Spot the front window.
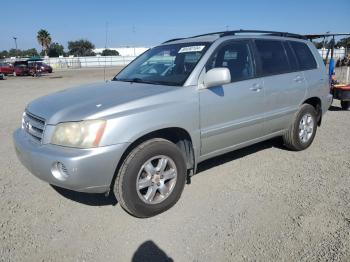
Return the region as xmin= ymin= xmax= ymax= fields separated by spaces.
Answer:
xmin=206 ymin=41 xmax=254 ymax=82
xmin=113 ymin=43 xmax=210 ymax=86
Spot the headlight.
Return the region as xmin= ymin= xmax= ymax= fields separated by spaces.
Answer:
xmin=51 ymin=120 xmax=106 ymax=148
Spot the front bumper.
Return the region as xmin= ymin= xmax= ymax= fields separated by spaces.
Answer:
xmin=13 ymin=128 xmax=129 ymax=193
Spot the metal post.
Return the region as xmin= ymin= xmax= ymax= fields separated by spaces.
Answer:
xmin=13 ymin=37 xmax=18 ymax=57
xmin=330 ymin=36 xmax=335 ymax=59
xmin=329 ymin=36 xmax=335 ymax=76
xmin=13 ymin=37 xmax=18 ymax=50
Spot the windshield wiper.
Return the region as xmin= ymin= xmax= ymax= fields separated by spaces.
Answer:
xmin=114 ymin=77 xmax=178 ymax=86
xmin=115 ymin=78 xmax=157 ymax=84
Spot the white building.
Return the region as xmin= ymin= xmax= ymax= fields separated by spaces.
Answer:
xmin=94 ymin=47 xmax=149 ymax=56
xmin=318 ymin=47 xmax=347 ymax=60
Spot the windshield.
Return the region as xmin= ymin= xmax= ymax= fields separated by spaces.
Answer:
xmin=113 ymin=42 xmax=210 ymax=86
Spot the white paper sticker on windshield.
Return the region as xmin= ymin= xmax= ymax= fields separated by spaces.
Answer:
xmin=178 ymin=46 xmax=205 ymax=53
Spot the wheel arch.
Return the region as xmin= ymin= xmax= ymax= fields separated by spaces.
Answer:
xmin=302 ymin=97 xmax=322 ymax=126
xmin=110 ymin=127 xmax=196 ymax=191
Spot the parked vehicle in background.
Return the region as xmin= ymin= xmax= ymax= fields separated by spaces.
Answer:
xmin=13 ymin=30 xmax=333 ymax=218
xmin=0 ymin=62 xmax=14 ymax=75
xmin=12 ymin=59 xmax=53 ymax=76
xmin=28 ymin=61 xmax=53 ymax=74
xmin=13 ymin=62 xmax=30 ymax=76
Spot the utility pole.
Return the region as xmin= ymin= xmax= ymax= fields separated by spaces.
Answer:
xmin=13 ymin=37 xmax=18 ymax=50
xmin=132 ymin=25 xmax=136 ymax=56
xmin=13 ymin=37 xmax=18 ymax=58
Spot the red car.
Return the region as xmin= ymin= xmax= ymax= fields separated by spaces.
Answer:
xmin=0 ymin=62 xmax=14 ymax=75
xmin=13 ymin=62 xmax=30 ymax=76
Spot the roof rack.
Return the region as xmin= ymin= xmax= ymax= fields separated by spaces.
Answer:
xmin=305 ymin=33 xmax=350 ymax=40
xmin=194 ymin=29 xmax=306 ymax=39
xmin=162 ymin=38 xmax=186 ymax=43
xmin=163 ymin=29 xmax=307 ymax=43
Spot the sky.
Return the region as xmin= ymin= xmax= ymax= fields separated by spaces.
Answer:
xmin=1 ymin=0 xmax=349 ymax=51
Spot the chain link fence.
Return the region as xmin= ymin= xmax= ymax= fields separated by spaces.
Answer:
xmin=42 ymin=56 xmax=137 ymax=69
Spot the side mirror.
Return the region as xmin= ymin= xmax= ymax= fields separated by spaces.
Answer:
xmin=203 ymin=67 xmax=231 ymax=88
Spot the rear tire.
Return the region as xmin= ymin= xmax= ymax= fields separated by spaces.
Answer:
xmin=341 ymin=101 xmax=350 ymax=110
xmin=283 ymin=104 xmax=317 ymax=151
xmin=113 ymin=138 xmax=187 ymax=218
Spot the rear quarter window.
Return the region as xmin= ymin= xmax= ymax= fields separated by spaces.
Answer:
xmin=289 ymin=41 xmax=317 ymax=70
xmin=254 ymin=40 xmax=290 ymax=76
xmin=283 ymin=42 xmax=298 ymax=72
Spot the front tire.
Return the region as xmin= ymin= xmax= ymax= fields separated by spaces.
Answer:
xmin=283 ymin=104 xmax=318 ymax=151
xmin=341 ymin=101 xmax=350 ymax=110
xmin=113 ymin=138 xmax=187 ymax=218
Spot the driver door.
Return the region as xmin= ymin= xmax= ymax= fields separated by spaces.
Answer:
xmin=199 ymin=40 xmax=266 ymax=157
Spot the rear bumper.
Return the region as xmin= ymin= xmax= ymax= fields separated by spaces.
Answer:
xmin=13 ymin=128 xmax=129 ymax=193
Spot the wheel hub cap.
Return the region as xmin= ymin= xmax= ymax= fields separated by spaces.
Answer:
xmin=136 ymin=155 xmax=177 ymax=204
xmin=298 ymin=113 xmax=314 ymax=143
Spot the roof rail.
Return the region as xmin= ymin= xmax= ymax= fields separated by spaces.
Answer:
xmin=162 ymin=38 xmax=186 ymax=44
xmin=163 ymin=29 xmax=307 ymax=43
xmin=193 ymin=29 xmax=307 ymax=39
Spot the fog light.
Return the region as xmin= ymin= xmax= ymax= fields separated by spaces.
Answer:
xmin=51 ymin=162 xmax=69 ymax=181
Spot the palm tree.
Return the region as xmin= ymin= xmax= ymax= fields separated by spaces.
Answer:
xmin=37 ymin=29 xmax=52 ymax=56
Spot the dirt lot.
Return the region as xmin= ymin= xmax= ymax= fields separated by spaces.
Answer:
xmin=0 ymin=68 xmax=349 ymax=261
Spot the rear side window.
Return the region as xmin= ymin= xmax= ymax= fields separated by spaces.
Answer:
xmin=290 ymin=41 xmax=317 ymax=70
xmin=283 ymin=42 xmax=298 ymax=72
xmin=255 ymin=40 xmax=290 ymax=76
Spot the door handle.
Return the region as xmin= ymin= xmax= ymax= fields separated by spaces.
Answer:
xmin=294 ymin=75 xmax=304 ymax=82
xmin=250 ymin=83 xmax=262 ymax=92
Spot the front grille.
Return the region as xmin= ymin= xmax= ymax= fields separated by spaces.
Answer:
xmin=22 ymin=111 xmax=46 ymax=142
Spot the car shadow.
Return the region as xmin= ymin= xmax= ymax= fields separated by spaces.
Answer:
xmin=51 ymin=137 xmax=284 ymax=206
xmin=51 ymin=185 xmax=118 ymax=206
xmin=132 ymin=240 xmax=173 ymax=262
xmin=197 ymin=137 xmax=284 ymax=174
xmin=328 ymin=105 xmax=343 ymax=111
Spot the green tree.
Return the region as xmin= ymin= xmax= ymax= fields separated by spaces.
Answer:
xmin=336 ymin=37 xmax=350 ymax=48
xmin=37 ymin=29 xmax=52 ymax=56
xmin=0 ymin=48 xmax=38 ymax=58
xmin=46 ymin=42 xmax=65 ymax=57
xmin=22 ymin=48 xmax=39 ymax=57
xmin=101 ymin=49 xmax=119 ymax=56
xmin=68 ymin=39 xmax=95 ymax=56
xmin=0 ymin=50 xmax=9 ymax=58
xmin=8 ymin=49 xmax=20 ymax=57
xmin=313 ymin=41 xmax=324 ymax=49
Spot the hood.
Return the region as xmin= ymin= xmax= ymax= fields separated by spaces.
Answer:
xmin=27 ymin=81 xmax=177 ymax=124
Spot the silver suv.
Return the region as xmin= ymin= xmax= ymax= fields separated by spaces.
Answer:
xmin=13 ymin=30 xmax=332 ymax=217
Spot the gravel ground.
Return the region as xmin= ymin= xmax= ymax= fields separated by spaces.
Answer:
xmin=0 ymin=68 xmax=349 ymax=262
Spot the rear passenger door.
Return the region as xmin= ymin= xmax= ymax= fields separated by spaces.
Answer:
xmin=199 ymin=40 xmax=266 ymax=157
xmin=253 ymin=39 xmax=307 ymax=134
xmin=289 ymin=41 xmax=328 ymax=103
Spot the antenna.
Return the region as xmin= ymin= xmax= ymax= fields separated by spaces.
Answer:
xmin=103 ymin=21 xmax=109 ymax=82
xmin=132 ymin=25 xmax=136 ymax=56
